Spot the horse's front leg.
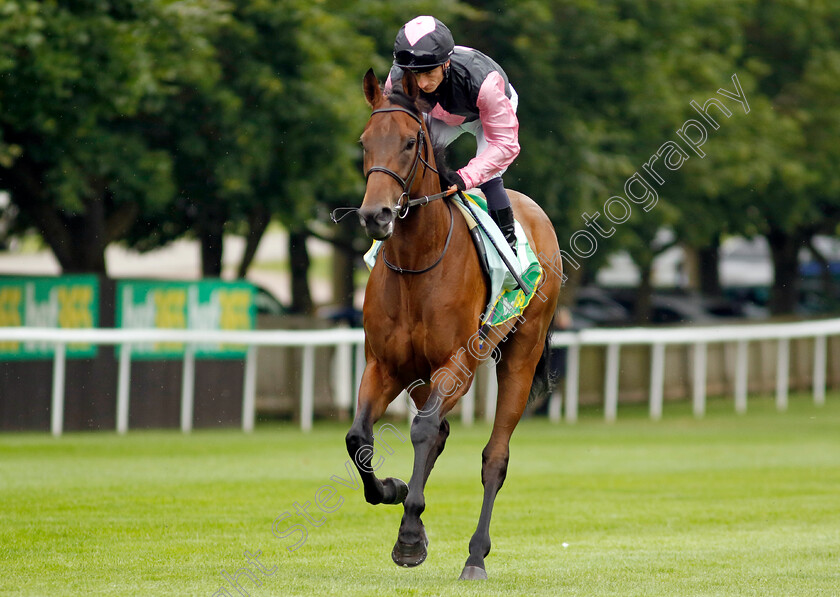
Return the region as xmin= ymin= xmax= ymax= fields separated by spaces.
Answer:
xmin=390 ymin=396 xmax=441 ymax=567
xmin=391 ymin=375 xmax=463 ymax=567
xmin=345 ymin=361 xmax=408 ymax=506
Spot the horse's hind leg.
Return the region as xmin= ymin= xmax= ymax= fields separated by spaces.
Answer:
xmin=345 ymin=361 xmax=408 ymax=505
xmin=458 ymin=420 xmax=515 ymax=580
xmin=460 ymin=328 xmax=549 ymax=580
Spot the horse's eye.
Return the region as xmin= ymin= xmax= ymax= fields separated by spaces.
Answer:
xmin=405 ymin=138 xmax=416 ymax=151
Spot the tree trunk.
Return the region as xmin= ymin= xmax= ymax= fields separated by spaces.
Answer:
xmin=634 ymin=260 xmax=654 ymax=324
xmin=557 ymin=261 xmax=585 ymax=309
xmin=6 ymin=152 xmax=143 ymax=273
xmin=5 ymin=160 xmax=105 ymax=273
xmin=679 ymin=244 xmax=699 ymax=291
xmin=698 ymin=236 xmax=722 ymax=297
xmin=766 ymin=227 xmax=802 ymax=315
xmin=200 ymin=226 xmax=224 ymax=277
xmin=331 ymin=225 xmax=356 ymax=308
xmin=29 ymin=194 xmax=109 ymax=274
xmin=288 ymin=229 xmax=313 ymax=314
xmin=198 ymin=203 xmax=226 ymax=277
xmin=237 ymin=205 xmax=270 ymax=278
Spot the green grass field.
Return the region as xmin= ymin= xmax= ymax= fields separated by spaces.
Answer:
xmin=2 ymin=395 xmax=839 ymax=596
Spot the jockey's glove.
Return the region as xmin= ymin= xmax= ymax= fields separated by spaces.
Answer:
xmin=442 ymin=170 xmax=466 ymax=191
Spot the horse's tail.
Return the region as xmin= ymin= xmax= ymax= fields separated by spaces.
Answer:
xmin=528 ymin=329 xmax=556 ymax=404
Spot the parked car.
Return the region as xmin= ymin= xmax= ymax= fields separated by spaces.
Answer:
xmin=253 ymin=285 xmax=290 ymax=316
xmin=605 ymin=285 xmax=771 ymax=325
xmin=317 ymin=305 xmax=363 ymax=328
xmin=647 ymin=295 xmax=720 ymax=325
xmin=572 ymin=287 xmax=631 ymax=327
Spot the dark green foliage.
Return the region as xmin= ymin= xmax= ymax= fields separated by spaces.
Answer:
xmin=2 ymin=1 xmax=839 ymax=314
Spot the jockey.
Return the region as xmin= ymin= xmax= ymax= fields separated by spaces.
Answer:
xmin=385 ymin=15 xmax=521 ymax=254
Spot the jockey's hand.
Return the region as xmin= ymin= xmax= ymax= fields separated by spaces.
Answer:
xmin=442 ymin=170 xmax=466 ymax=192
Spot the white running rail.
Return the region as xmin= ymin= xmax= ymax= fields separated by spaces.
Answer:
xmin=1 ymin=318 xmax=838 ymax=435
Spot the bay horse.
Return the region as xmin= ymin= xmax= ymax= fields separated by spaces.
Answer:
xmin=345 ymin=68 xmax=562 ymax=580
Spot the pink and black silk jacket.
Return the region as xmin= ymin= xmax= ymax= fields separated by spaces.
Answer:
xmin=386 ymin=46 xmax=520 ymax=189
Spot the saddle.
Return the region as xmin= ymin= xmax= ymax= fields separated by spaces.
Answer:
xmin=453 ymin=192 xmax=543 ymax=327
xmin=363 ymin=192 xmax=543 ymax=328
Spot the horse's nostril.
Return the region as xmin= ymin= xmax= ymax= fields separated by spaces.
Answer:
xmin=375 ymin=207 xmax=394 ymax=225
xmin=358 ymin=205 xmax=395 ymax=239
xmin=360 ymin=206 xmax=393 ymax=225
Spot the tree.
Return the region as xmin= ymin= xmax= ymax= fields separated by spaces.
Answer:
xmin=452 ymin=1 xmax=703 ymax=315
xmin=721 ymin=0 xmax=840 ymax=314
xmin=129 ymin=0 xmax=377 ymax=313
xmin=0 ymin=0 xmax=226 ymax=273
xmin=457 ymin=0 xmax=840 ymax=319
xmin=7 ymin=0 xmax=840 ymax=322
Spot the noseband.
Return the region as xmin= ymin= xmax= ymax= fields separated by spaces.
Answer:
xmin=364 ymin=107 xmax=437 ymax=218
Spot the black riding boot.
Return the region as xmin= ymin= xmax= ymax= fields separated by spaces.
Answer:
xmin=489 ymin=206 xmax=517 ymax=256
xmin=480 ymin=177 xmax=517 ymax=255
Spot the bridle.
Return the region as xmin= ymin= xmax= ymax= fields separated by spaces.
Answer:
xmin=363 ymin=105 xmax=455 ymax=275
xmin=363 ymin=106 xmax=444 ymax=218
xmin=330 ymin=105 xmax=456 ymax=224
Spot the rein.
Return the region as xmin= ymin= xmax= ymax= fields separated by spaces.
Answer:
xmin=329 ymin=188 xmax=454 ymax=223
xmin=382 ymin=199 xmax=454 ymax=274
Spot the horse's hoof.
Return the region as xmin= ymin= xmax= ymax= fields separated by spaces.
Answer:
xmin=391 ymin=530 xmax=428 ymax=568
xmin=382 ymin=477 xmax=408 ymax=504
xmin=459 ymin=565 xmax=488 ymax=580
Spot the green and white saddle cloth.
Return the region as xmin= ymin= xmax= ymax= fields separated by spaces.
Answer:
xmin=364 ymin=192 xmax=543 ymax=327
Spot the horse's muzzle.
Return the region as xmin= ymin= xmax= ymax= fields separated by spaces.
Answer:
xmin=359 ymin=205 xmax=395 ymax=240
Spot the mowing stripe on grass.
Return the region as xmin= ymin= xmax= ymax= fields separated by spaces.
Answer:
xmin=1 ymin=395 xmax=838 ymax=596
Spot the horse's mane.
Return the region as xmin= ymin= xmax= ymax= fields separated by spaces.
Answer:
xmin=384 ymin=89 xmax=453 ymax=188
xmin=385 ymin=89 xmax=424 ymax=117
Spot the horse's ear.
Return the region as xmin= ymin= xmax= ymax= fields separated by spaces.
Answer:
xmin=401 ymin=69 xmax=419 ymax=99
xmin=363 ymin=68 xmax=382 ymax=108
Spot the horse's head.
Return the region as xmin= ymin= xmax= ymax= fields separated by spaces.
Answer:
xmin=358 ymin=68 xmax=428 ymax=240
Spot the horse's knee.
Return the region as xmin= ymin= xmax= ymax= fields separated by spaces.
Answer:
xmin=345 ymin=427 xmax=366 ymax=456
xmin=433 ymin=418 xmax=451 ymax=457
xmin=468 ymin=532 xmax=491 ymax=560
xmin=346 ymin=426 xmax=377 ymax=471
xmin=403 ymin=494 xmax=426 ymax=519
xmin=346 ymin=426 xmax=387 ymax=505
